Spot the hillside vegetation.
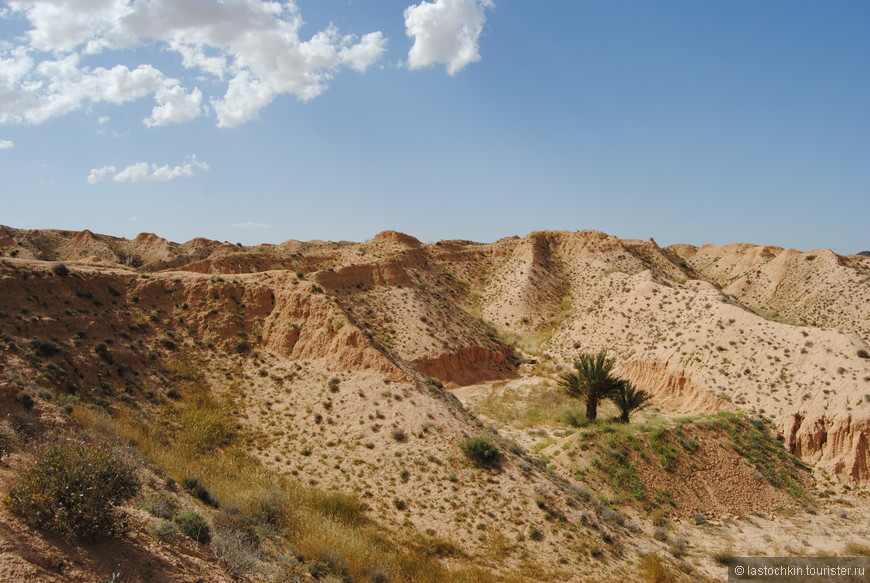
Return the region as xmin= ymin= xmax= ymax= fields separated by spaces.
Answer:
xmin=1 ymin=226 xmax=868 ymax=582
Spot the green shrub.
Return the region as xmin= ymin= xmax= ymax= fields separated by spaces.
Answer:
xmin=173 ymin=511 xmax=211 ymax=543
xmin=213 ymin=513 xmax=259 ymax=549
xmin=15 ymin=391 xmax=35 ymax=410
xmin=212 ymin=528 xmax=259 ymax=578
xmin=458 ymin=436 xmax=501 ymax=468
xmin=149 ymin=518 xmax=180 ymax=543
xmin=51 ymin=263 xmax=70 ymax=277
xmin=0 ymin=422 xmax=16 ymax=460
xmin=182 ymin=476 xmax=219 ymax=508
xmin=141 ymin=492 xmax=180 ymax=520
xmin=4 ymin=439 xmax=140 ymax=539
xmin=29 ymin=337 xmax=61 ymax=357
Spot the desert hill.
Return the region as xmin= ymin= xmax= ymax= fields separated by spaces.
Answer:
xmin=1 ymin=226 xmax=869 ymax=582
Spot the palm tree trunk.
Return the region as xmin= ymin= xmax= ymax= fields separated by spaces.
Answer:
xmin=585 ymin=399 xmax=598 ymax=421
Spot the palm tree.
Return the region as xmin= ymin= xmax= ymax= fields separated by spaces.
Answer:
xmin=557 ymin=351 xmax=619 ymax=421
xmin=611 ymin=380 xmax=653 ymax=423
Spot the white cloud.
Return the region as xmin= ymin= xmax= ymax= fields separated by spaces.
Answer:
xmin=144 ymin=84 xmax=204 ymax=127
xmin=87 ymin=165 xmax=116 ymax=184
xmin=404 ymin=0 xmax=493 ymax=75
xmin=231 ymin=222 xmax=272 ymax=229
xmin=87 ymin=155 xmax=209 ymax=184
xmin=0 ymin=139 xmax=13 ymax=149
xmin=1 ymin=0 xmax=388 ymax=127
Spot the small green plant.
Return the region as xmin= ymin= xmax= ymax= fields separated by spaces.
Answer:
xmin=149 ymin=519 xmax=180 ymax=543
xmin=173 ymin=511 xmax=211 ymax=543
xmin=15 ymin=391 xmax=35 ymax=410
xmin=458 ymin=436 xmax=501 ymax=468
xmin=4 ymin=439 xmax=140 ymax=539
xmin=29 ymin=337 xmax=62 ymax=357
xmin=51 ymin=263 xmax=69 ymax=277
xmin=141 ymin=492 xmax=180 ymax=519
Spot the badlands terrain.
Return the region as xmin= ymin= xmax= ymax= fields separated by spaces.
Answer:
xmin=0 ymin=225 xmax=868 ymax=583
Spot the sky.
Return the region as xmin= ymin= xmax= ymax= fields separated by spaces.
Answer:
xmin=0 ymin=1 xmax=868 ymax=254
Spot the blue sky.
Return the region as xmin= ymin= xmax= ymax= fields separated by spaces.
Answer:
xmin=1 ymin=1 xmax=868 ymax=253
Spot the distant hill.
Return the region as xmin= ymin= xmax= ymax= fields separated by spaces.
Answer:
xmin=858 ymin=250 xmax=870 ymax=257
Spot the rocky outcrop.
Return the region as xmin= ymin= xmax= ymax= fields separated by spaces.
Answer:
xmin=413 ymin=344 xmax=515 ymax=386
xmin=617 ymin=360 xmax=730 ymax=414
xmin=787 ymin=410 xmax=870 ymax=483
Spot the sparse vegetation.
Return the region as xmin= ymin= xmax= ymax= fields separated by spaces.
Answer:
xmin=174 ymin=510 xmax=211 ymax=543
xmin=4 ymin=438 xmax=140 ymax=539
xmin=0 ymin=422 xmax=16 ymax=460
xmin=51 ymin=262 xmax=70 ymax=276
xmin=458 ymin=436 xmax=501 ymax=468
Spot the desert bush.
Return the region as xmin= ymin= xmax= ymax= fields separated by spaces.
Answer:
xmin=29 ymin=337 xmax=61 ymax=357
xmin=458 ymin=436 xmax=501 ymax=468
xmin=600 ymin=507 xmax=625 ymax=526
xmin=653 ymin=527 xmax=669 ymax=542
xmin=182 ymin=476 xmax=219 ymax=508
xmin=149 ymin=518 xmax=180 ymax=543
xmin=173 ymin=511 xmax=211 ymax=543
xmin=366 ymin=569 xmax=390 ymax=583
xmin=213 ymin=513 xmax=259 ymax=549
xmin=212 ymin=514 xmax=260 ymax=578
xmin=669 ymin=536 xmax=689 ymax=558
xmin=15 ymin=391 xmax=35 ymax=410
xmin=140 ymin=491 xmax=180 ymax=519
xmin=0 ymin=422 xmax=16 ymax=460
xmin=51 ymin=263 xmax=69 ymax=277
xmin=4 ymin=439 xmax=140 ymax=539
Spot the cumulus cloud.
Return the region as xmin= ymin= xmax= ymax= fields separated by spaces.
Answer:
xmin=87 ymin=155 xmax=209 ymax=184
xmin=1 ymin=0 xmax=387 ymax=127
xmin=404 ymin=0 xmax=493 ymax=75
xmin=0 ymin=139 xmax=13 ymax=149
xmin=144 ymin=85 xmax=204 ymax=127
xmin=231 ymin=222 xmax=272 ymax=229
